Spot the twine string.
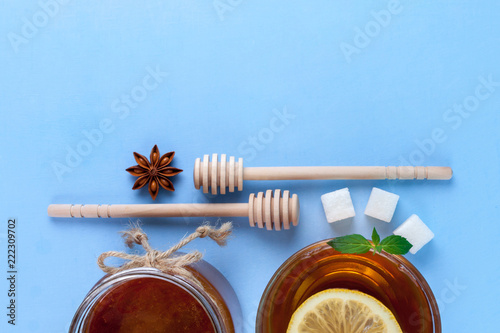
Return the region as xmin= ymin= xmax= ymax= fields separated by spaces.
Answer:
xmin=97 ymin=222 xmax=232 ymax=285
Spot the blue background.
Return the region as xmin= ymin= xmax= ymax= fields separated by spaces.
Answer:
xmin=1 ymin=0 xmax=499 ymax=332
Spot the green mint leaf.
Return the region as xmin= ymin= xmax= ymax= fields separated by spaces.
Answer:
xmin=379 ymin=235 xmax=413 ymax=255
xmin=327 ymin=234 xmax=373 ymax=254
xmin=374 ymin=244 xmax=383 ymax=254
xmin=372 ymin=227 xmax=380 ymax=246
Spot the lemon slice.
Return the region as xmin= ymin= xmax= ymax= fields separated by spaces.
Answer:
xmin=287 ymin=289 xmax=402 ymax=333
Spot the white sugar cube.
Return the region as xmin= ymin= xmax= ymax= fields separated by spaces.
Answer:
xmin=321 ymin=188 xmax=355 ymax=223
xmin=393 ymin=214 xmax=434 ymax=254
xmin=364 ymin=187 xmax=400 ymax=222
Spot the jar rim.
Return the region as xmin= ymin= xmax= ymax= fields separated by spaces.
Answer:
xmin=69 ymin=267 xmax=224 ymax=333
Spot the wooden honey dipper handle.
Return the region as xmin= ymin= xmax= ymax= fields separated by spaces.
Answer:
xmin=48 ymin=190 xmax=299 ymax=231
xmin=47 ymin=203 xmax=248 ymax=218
xmin=244 ymin=166 xmax=453 ymax=180
xmin=194 ymin=154 xmax=453 ymax=194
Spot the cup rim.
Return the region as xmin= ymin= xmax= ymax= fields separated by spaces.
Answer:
xmin=256 ymin=239 xmax=442 ymax=333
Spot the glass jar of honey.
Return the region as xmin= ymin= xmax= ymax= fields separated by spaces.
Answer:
xmin=70 ymin=260 xmax=242 ymax=333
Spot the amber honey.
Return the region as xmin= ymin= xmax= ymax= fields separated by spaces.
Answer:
xmin=70 ymin=264 xmax=242 ymax=333
xmin=256 ymin=240 xmax=441 ymax=333
xmin=86 ymin=277 xmax=215 ymax=333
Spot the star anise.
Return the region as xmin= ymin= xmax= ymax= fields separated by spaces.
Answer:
xmin=126 ymin=145 xmax=183 ymax=200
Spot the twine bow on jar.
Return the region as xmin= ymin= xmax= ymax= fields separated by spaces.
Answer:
xmin=97 ymin=222 xmax=232 ymax=286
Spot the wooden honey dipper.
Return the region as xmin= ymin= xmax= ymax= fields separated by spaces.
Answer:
xmin=48 ymin=190 xmax=299 ymax=231
xmin=194 ymin=154 xmax=453 ymax=194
